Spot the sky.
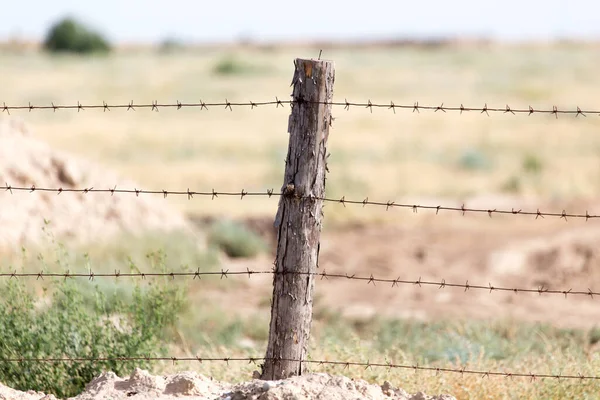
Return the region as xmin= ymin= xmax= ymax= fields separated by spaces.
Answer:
xmin=0 ymin=0 xmax=599 ymax=44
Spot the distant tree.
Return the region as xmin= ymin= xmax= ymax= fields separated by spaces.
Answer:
xmin=43 ymin=17 xmax=111 ymax=54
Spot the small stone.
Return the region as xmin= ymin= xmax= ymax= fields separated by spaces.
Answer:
xmin=410 ymin=392 xmax=430 ymax=400
xmin=381 ymin=380 xmax=393 ymax=395
xmin=164 ymin=374 xmax=198 ymax=395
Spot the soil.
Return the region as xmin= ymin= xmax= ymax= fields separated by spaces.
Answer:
xmin=216 ymin=194 xmax=600 ymax=329
xmin=0 ymin=369 xmax=456 ymax=400
xmin=0 ymin=117 xmax=202 ymax=252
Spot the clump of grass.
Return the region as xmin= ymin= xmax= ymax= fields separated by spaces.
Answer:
xmin=306 ymin=315 xmax=600 ymax=399
xmin=372 ymin=318 xmax=589 ymax=364
xmin=522 ymin=153 xmax=543 ymax=174
xmin=208 ymin=219 xmax=267 ymax=258
xmin=9 ymin=226 xmax=218 ymax=278
xmin=0 ymin=224 xmax=223 ymax=398
xmin=501 ymin=175 xmax=522 ymax=193
xmin=0 ymin=270 xmax=186 ymax=399
xmin=176 ymin=303 xmax=269 ymax=351
xmin=179 ymin=310 xmax=600 ymax=398
xmin=212 ymin=55 xmax=260 ymax=76
xmin=498 ymin=154 xmax=543 ymax=194
xmin=457 ymin=148 xmax=493 ymax=171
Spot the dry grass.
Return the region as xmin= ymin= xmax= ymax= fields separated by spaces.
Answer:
xmin=3 ymin=215 xmax=599 ymax=399
xmin=1 ymin=44 xmax=600 ymax=224
xmin=2 ymin=43 xmax=600 ymax=398
xmin=157 ymin=313 xmax=600 ymax=400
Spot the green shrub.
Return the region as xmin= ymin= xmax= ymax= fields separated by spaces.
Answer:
xmin=43 ymin=17 xmax=111 ymax=54
xmin=208 ymin=219 xmax=267 ymax=258
xmin=457 ymin=148 xmax=493 ymax=171
xmin=212 ymin=56 xmax=258 ymax=76
xmin=522 ymin=153 xmax=543 ymax=174
xmin=501 ymin=175 xmax=522 ymax=193
xmin=0 ymin=276 xmax=185 ymax=398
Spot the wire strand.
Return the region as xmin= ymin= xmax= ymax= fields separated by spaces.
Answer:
xmin=0 ymin=99 xmax=595 ymax=118
xmin=1 ymin=268 xmax=595 ymax=299
xmin=1 ymin=185 xmax=596 ymax=221
xmin=0 ymin=355 xmax=596 ymax=381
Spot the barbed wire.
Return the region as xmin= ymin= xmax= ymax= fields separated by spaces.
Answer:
xmin=2 ymin=268 xmax=597 ymax=299
xmin=0 ymin=99 xmax=596 ymax=118
xmin=1 ymin=185 xmax=597 ymax=221
xmin=0 ymin=355 xmax=597 ymax=381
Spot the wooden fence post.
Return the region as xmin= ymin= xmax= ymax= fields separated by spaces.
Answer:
xmin=260 ymin=58 xmax=335 ymax=380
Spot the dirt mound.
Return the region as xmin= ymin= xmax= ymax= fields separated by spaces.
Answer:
xmin=486 ymin=225 xmax=600 ymax=286
xmin=0 ymin=117 xmax=200 ymax=251
xmin=0 ymin=369 xmax=456 ymax=400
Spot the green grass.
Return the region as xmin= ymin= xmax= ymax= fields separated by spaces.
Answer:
xmin=3 ymin=231 xmax=217 ymax=278
xmin=522 ymin=153 xmax=544 ymax=174
xmin=1 ymin=224 xmax=600 ymax=398
xmin=212 ymin=55 xmax=268 ymax=76
xmin=163 ymin=285 xmax=600 ymax=399
xmin=207 ymin=219 xmax=268 ymax=258
xmin=457 ymin=147 xmax=494 ymax=171
xmin=0 ymin=233 xmax=195 ymax=398
xmin=165 ymin=306 xmax=600 ymax=399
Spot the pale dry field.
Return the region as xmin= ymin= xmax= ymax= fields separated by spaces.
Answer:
xmin=2 ymin=43 xmax=600 ymax=224
xmin=3 ymin=43 xmax=600 ymax=399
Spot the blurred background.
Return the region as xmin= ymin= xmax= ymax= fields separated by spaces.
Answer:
xmin=2 ymin=1 xmax=600 ymax=398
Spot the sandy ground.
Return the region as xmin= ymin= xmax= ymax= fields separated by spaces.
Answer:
xmin=4 ymin=195 xmax=595 ymax=399
xmin=0 ymin=117 xmax=202 ymax=252
xmin=0 ymin=369 xmax=455 ymax=400
xmin=210 ymin=193 xmax=600 ymax=329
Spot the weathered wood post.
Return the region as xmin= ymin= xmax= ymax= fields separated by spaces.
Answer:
xmin=261 ymin=58 xmax=335 ymax=380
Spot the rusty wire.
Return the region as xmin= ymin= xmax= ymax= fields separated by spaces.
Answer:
xmin=0 ymin=355 xmax=597 ymax=381
xmin=0 ymin=99 xmax=595 ymax=118
xmin=1 ymin=268 xmax=597 ymax=300
xmin=0 ymin=185 xmax=596 ymax=221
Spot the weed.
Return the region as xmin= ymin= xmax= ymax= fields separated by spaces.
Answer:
xmin=208 ymin=219 xmax=267 ymax=258
xmin=457 ymin=148 xmax=493 ymax=171
xmin=501 ymin=175 xmax=522 ymax=193
xmin=212 ymin=56 xmax=258 ymax=76
xmin=523 ymin=153 xmax=543 ymax=174
xmin=0 ymin=275 xmax=186 ymax=398
xmin=0 ymin=226 xmax=215 ymax=398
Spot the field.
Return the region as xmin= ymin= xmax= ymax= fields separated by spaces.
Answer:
xmin=2 ymin=42 xmax=600 ymax=399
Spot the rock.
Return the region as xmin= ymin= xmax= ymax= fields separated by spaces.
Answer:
xmin=164 ymin=372 xmax=199 ymax=395
xmin=261 ymin=381 xmax=275 ymax=391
